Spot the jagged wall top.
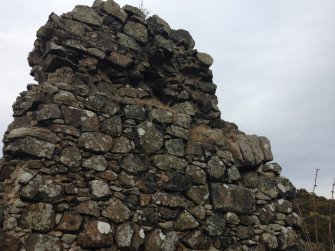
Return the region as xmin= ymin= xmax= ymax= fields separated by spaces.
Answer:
xmin=0 ymin=1 xmax=305 ymax=250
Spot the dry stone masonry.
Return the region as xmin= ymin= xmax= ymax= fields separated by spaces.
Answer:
xmin=0 ymin=1 xmax=305 ymax=250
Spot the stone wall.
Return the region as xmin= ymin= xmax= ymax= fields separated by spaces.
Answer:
xmin=0 ymin=1 xmax=305 ymax=250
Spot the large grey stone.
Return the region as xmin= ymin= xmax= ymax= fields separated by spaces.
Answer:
xmin=207 ymin=156 xmax=226 ymax=180
xmin=7 ymin=127 xmax=59 ymax=143
xmin=82 ymin=155 xmax=107 ymax=171
xmin=151 ymin=154 xmax=188 ymax=171
xmin=84 ymin=93 xmax=120 ymax=115
xmin=78 ymin=132 xmax=113 ymax=153
xmin=203 ymin=213 xmax=226 ymax=236
xmin=102 ymin=199 xmax=131 ymax=223
xmin=21 ymin=203 xmax=55 ymax=232
xmin=119 ymin=154 xmax=150 ymax=175
xmin=117 ymin=32 xmax=141 ymax=51
xmin=73 ymin=200 xmax=100 ymax=217
xmin=5 ymin=137 xmax=55 ymax=159
xmin=174 ymin=210 xmax=199 ymax=230
xmin=111 ymin=136 xmax=133 ymax=153
xmin=72 ymin=5 xmax=103 ymax=26
xmin=152 ymin=192 xmax=189 ymax=208
xmin=148 ymin=15 xmax=171 ymax=36
xmin=115 ymin=222 xmax=134 ymax=248
xmin=169 ymin=29 xmax=195 ymax=50
xmin=258 ymin=175 xmax=278 ymax=198
xmin=165 ymin=139 xmax=185 ymax=157
xmin=35 ymin=104 xmax=61 ymax=121
xmin=20 ymin=175 xmax=64 ymax=202
xmin=137 ymin=121 xmax=163 ymax=154
xmin=62 ymin=106 xmax=100 ymax=132
xmin=60 ymin=146 xmax=82 ymax=169
xmin=124 ymin=21 xmax=148 ymax=43
xmin=77 ymin=221 xmax=113 ymax=248
xmin=211 ymin=183 xmax=255 ymax=214
xmin=26 ymin=234 xmax=61 ymax=251
xmin=101 ymin=115 xmax=122 ymax=137
xmin=163 ymin=171 xmax=192 ymax=192
xmin=94 ymin=0 xmax=128 ymax=23
xmin=197 ymin=52 xmax=214 ymax=67
xmin=107 ymin=52 xmax=134 ymax=68
xmin=89 ymin=180 xmax=111 ymax=198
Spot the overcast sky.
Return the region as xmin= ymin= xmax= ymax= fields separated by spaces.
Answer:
xmin=0 ymin=0 xmax=334 ymax=198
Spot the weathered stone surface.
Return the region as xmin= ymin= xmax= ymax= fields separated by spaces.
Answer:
xmin=36 ymin=104 xmax=61 ymax=121
xmin=95 ymin=0 xmax=128 ymax=23
xmin=119 ymin=154 xmax=150 ymax=174
xmin=89 ymin=179 xmax=111 ymax=198
xmin=231 ymin=134 xmax=273 ymax=168
xmin=186 ymin=165 xmax=206 ymax=185
xmin=72 ymin=5 xmax=103 ymax=26
xmin=5 ymin=136 xmax=55 ymax=159
xmin=163 ymin=171 xmax=192 ymax=192
xmin=258 ymin=175 xmax=278 ymax=198
xmin=137 ymin=121 xmax=164 ymax=154
xmin=77 ymin=221 xmax=113 ymax=248
xmin=101 ymin=115 xmax=122 ymax=137
xmin=62 ymin=106 xmax=100 ymax=132
xmin=261 ymin=232 xmax=278 ymax=250
xmin=117 ymin=32 xmax=141 ymax=51
xmin=149 ymin=108 xmax=173 ymax=123
xmin=182 ymin=231 xmax=212 ymax=250
xmin=148 ymin=15 xmax=171 ymax=36
xmin=151 ymin=154 xmax=187 ymax=171
xmin=227 ymin=166 xmax=241 ymax=181
xmin=84 ymin=93 xmax=120 ymax=115
xmin=165 ymin=139 xmax=185 ymax=156
xmin=107 ymin=51 xmax=133 ymax=68
xmin=26 ymin=234 xmax=61 ymax=251
xmin=169 ymin=29 xmax=195 ymax=50
xmin=124 ymin=21 xmax=148 ymax=43
xmin=224 ymin=212 xmax=240 ymax=225
xmin=124 ymin=104 xmax=146 ymax=120
xmin=0 ymin=230 xmax=22 ymax=251
xmin=235 ymin=225 xmax=254 ymax=239
xmin=174 ymin=210 xmax=199 ymax=230
xmin=102 ymin=198 xmax=131 ymax=223
xmin=259 ymin=136 xmax=273 ymax=162
xmin=197 ymin=52 xmax=214 ymax=67
xmin=78 ymin=132 xmax=113 ymax=152
xmin=115 ymin=222 xmax=134 ymax=248
xmin=83 ymin=155 xmax=107 ymax=171
xmin=203 ymin=213 xmax=226 ymax=236
xmin=276 ymin=199 xmax=293 ymax=214
xmin=112 ymin=136 xmax=133 ymax=153
xmin=277 ymin=176 xmax=296 ymax=199
xmin=123 ymin=5 xmax=145 ymax=19
xmin=166 ymin=125 xmax=189 ymax=139
xmin=285 ymin=212 xmax=301 ymax=227
xmin=173 ymin=113 xmax=191 ymax=129
xmin=211 ymin=183 xmax=255 ymax=214
xmin=207 ymin=155 xmax=226 ymax=180
xmin=278 ymin=227 xmax=300 ymax=250
xmin=20 ymin=175 xmax=64 ymax=202
xmin=56 ymin=212 xmax=82 ymax=232
xmin=60 ymin=146 xmax=82 ymax=169
xmin=73 ymin=200 xmax=100 ymax=217
xmin=152 ymin=192 xmax=189 ymax=208
xmin=186 ymin=185 xmax=209 ymax=205
xmin=21 ymin=203 xmax=55 ymax=232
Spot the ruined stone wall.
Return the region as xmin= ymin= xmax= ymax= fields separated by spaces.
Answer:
xmin=0 ymin=1 xmax=305 ymax=250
